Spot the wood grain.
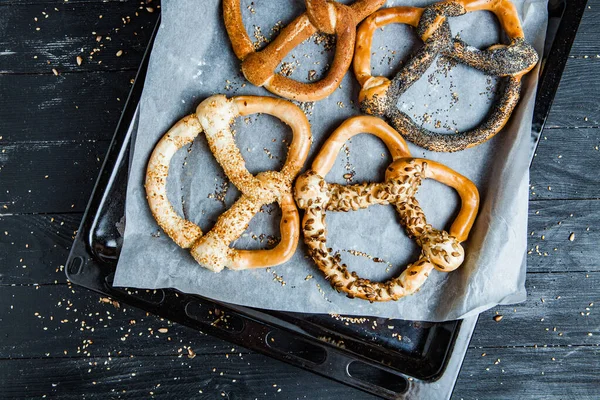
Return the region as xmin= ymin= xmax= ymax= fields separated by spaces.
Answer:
xmin=0 ymin=353 xmax=379 ymax=400
xmin=0 ymin=126 xmax=597 ymax=214
xmin=0 ymin=274 xmax=596 ymax=358
xmin=0 ymin=1 xmax=158 ymax=74
xmin=530 ymin=128 xmax=600 ymax=200
xmin=0 ymin=140 xmax=109 ymax=214
xmin=0 ymin=71 xmax=135 ymax=143
xmin=528 ymin=200 xmax=600 ymax=272
xmin=0 ymin=284 xmax=237 ymax=359
xmin=567 ymin=5 xmax=600 ymax=57
xmin=2 ymin=0 xmax=132 ymax=4
xmin=0 ymin=213 xmax=80 ymax=285
xmin=453 ymin=346 xmax=600 ymax=399
xmin=544 ymin=58 xmax=600 ymax=129
xmin=0 ymin=200 xmax=598 ymax=288
xmin=471 ymin=272 xmax=599 ymax=348
xmin=0 ymin=345 xmax=597 ymax=399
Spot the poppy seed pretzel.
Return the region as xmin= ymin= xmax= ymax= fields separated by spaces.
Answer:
xmin=294 ymin=116 xmax=479 ymax=302
xmin=146 ymin=95 xmax=311 ymax=272
xmin=353 ymin=0 xmax=539 ymax=152
xmin=223 ymin=0 xmax=385 ymax=102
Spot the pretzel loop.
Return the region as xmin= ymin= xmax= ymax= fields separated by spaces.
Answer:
xmin=146 ymin=95 xmax=311 ymax=272
xmin=353 ymin=0 xmax=539 ymax=152
xmin=224 ymin=0 xmax=385 ymax=102
xmin=294 ymin=116 xmax=479 ymax=302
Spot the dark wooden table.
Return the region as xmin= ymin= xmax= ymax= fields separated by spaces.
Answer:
xmin=1 ymin=1 xmax=598 ymax=398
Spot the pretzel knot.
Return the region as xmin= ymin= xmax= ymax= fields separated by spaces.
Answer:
xmin=294 ymin=116 xmax=479 ymax=302
xmin=353 ymin=0 xmax=539 ymax=152
xmin=146 ymin=95 xmax=312 ymax=273
xmin=223 ymin=0 xmax=385 ymax=102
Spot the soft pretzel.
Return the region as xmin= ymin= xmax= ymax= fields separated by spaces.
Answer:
xmin=146 ymin=95 xmax=312 ymax=272
xmin=353 ymin=0 xmax=539 ymax=152
xmin=223 ymin=0 xmax=385 ymax=102
xmin=294 ymin=116 xmax=479 ymax=302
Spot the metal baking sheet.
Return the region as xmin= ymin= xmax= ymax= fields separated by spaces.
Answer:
xmin=65 ymin=0 xmax=587 ymax=397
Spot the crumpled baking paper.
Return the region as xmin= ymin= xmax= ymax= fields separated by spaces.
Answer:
xmin=114 ymin=0 xmax=548 ymax=321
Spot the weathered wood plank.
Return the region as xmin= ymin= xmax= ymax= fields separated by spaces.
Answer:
xmin=1 ymin=273 xmax=596 ymax=358
xmin=0 ymin=140 xmax=109 ymax=214
xmin=0 ymin=127 xmax=597 ymax=215
xmin=530 ymin=128 xmax=600 ymax=200
xmin=567 ymin=5 xmax=600 ymax=57
xmin=545 ymin=58 xmax=600 ymax=129
xmin=0 ymin=71 xmax=134 ymax=143
xmin=454 ymin=346 xmax=600 ymax=399
xmin=0 ymin=354 xmax=377 ymax=400
xmin=0 ymin=2 xmax=158 ymax=74
xmin=472 ymin=272 xmax=599 ymax=348
xmin=0 ymin=213 xmax=80 ymax=285
xmin=2 ymin=1 xmax=131 ymax=4
xmin=0 ymin=345 xmax=597 ymax=400
xmin=0 ymin=200 xmax=598 ymax=287
xmin=0 ymin=284 xmax=236 ymax=359
xmin=527 ymin=200 xmax=600 ymax=271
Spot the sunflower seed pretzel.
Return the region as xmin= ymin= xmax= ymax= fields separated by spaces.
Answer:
xmin=223 ymin=0 xmax=385 ymax=102
xmin=353 ymin=0 xmax=539 ymax=152
xmin=294 ymin=116 xmax=479 ymax=302
xmin=146 ymin=95 xmax=311 ymax=272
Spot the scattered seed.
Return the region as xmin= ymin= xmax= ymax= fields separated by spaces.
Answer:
xmin=493 ymin=315 xmax=503 ymax=322
xmin=187 ymin=348 xmax=196 ymax=359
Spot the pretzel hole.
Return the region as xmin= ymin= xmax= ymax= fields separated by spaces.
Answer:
xmin=278 ymin=32 xmax=337 ymax=83
xmin=231 ymin=203 xmax=282 ymax=251
xmin=326 ymin=205 xmax=420 ymax=281
xmin=238 ymin=0 xmax=302 ymax=52
xmin=328 ymin=134 xmax=392 ymax=184
xmin=232 ymin=113 xmax=292 ymax=173
xmin=369 ymin=23 xmax=421 ymax=78
xmin=395 ymin=55 xmax=501 ymax=134
xmin=447 ymin=11 xmax=504 ymax=50
xmin=167 ymin=135 xmax=239 ymax=233
xmin=413 ymin=178 xmax=461 ymax=233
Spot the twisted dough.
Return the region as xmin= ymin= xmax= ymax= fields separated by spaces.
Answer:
xmin=223 ymin=0 xmax=385 ymax=102
xmin=146 ymin=95 xmax=311 ymax=272
xmin=294 ymin=116 xmax=479 ymax=302
xmin=353 ymin=0 xmax=539 ymax=152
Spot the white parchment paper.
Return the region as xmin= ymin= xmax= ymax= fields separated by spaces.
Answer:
xmin=114 ymin=0 xmax=548 ymax=321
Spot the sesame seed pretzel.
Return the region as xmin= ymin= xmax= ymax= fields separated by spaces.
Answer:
xmin=146 ymin=95 xmax=311 ymax=272
xmin=223 ymin=0 xmax=385 ymax=102
xmin=353 ymin=0 xmax=539 ymax=152
xmin=294 ymin=116 xmax=479 ymax=302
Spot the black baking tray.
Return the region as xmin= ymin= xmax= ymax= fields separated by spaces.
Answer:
xmin=66 ymin=1 xmax=587 ymax=398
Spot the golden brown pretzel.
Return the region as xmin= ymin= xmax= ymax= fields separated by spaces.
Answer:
xmin=353 ymin=0 xmax=539 ymax=152
xmin=294 ymin=116 xmax=479 ymax=301
xmin=146 ymin=95 xmax=312 ymax=272
xmin=223 ymin=0 xmax=385 ymax=102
